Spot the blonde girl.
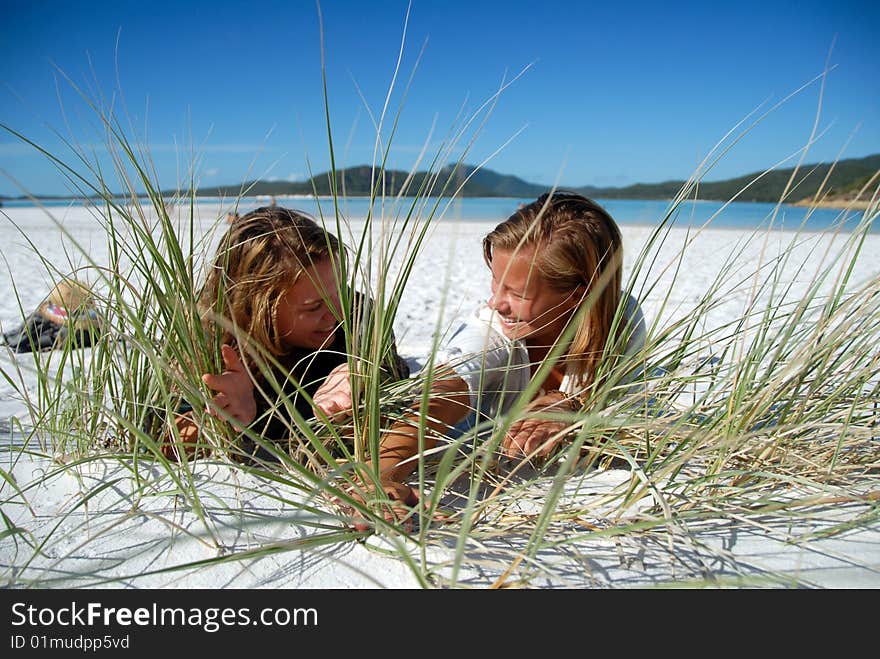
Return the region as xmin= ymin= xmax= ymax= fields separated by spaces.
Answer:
xmin=364 ymin=191 xmax=645 ymax=502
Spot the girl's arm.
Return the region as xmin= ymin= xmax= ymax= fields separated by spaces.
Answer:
xmin=376 ymin=371 xmax=471 ymax=484
xmin=343 ymin=372 xmax=470 ymax=530
xmin=164 ymin=409 xmax=202 ymax=460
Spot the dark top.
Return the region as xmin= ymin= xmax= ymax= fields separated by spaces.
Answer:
xmin=228 ymin=292 xmax=409 ymax=463
xmin=2 ymin=304 xmax=102 ymax=353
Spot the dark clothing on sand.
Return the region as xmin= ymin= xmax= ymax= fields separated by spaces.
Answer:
xmin=2 ymin=302 xmax=102 ymax=353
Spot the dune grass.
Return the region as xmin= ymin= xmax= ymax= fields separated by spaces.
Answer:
xmin=1 ymin=17 xmax=879 ymax=588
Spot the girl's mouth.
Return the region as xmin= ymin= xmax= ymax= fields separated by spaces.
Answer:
xmin=498 ymin=314 xmax=526 ymax=330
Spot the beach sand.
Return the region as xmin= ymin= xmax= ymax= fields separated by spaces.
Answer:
xmin=1 ymin=202 xmax=879 ymax=588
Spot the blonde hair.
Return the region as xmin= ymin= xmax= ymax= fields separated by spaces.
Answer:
xmin=200 ymin=206 xmax=339 ymax=369
xmin=482 ymin=192 xmax=623 ymax=389
xmin=48 ymin=278 xmax=94 ymax=310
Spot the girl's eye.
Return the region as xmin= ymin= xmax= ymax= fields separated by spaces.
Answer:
xmin=492 ymin=279 xmax=527 ymax=300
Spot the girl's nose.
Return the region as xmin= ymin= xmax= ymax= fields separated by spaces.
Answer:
xmin=488 ymin=292 xmax=508 ymax=313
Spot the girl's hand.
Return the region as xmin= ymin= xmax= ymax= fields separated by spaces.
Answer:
xmin=330 ymin=479 xmax=420 ymax=532
xmin=334 ymin=480 xmax=452 ymax=534
xmin=201 ymin=344 xmax=257 ymax=428
xmin=355 ymin=480 xmax=420 ymax=532
xmin=313 ymin=362 xmax=353 ymax=420
xmin=502 ymin=390 xmax=578 ymax=460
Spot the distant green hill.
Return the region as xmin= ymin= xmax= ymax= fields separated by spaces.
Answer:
xmin=574 ymin=154 xmax=880 ymax=203
xmin=188 ymin=154 xmax=879 ymax=204
xmin=4 ymin=154 xmax=877 ymax=204
xmin=189 ymin=164 xmax=547 ymax=199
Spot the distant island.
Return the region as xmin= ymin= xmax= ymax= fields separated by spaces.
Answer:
xmin=3 ymin=154 xmax=877 ymax=209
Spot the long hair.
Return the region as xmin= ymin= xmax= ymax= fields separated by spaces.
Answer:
xmin=199 ymin=206 xmax=340 ymax=370
xmin=482 ymin=192 xmax=623 ymax=389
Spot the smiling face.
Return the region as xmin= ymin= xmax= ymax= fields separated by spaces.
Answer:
xmin=276 ymin=256 xmax=341 ymax=350
xmin=487 ymin=246 xmax=582 ymax=347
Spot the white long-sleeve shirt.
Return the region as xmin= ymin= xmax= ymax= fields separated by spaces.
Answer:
xmin=433 ymin=294 xmax=647 ymax=425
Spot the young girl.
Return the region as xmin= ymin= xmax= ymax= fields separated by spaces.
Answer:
xmin=166 ymin=205 xmax=408 ymax=462
xmin=2 ymin=278 xmax=103 ymax=352
xmin=346 ymin=191 xmax=646 ymax=503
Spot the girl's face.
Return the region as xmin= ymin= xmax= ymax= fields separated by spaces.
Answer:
xmin=276 ymin=256 xmax=341 ymax=350
xmin=488 ymin=247 xmax=582 ymax=346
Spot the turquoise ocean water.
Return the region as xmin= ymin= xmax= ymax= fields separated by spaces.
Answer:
xmin=2 ymin=196 xmax=873 ymax=233
xmin=417 ymin=197 xmax=873 ymax=232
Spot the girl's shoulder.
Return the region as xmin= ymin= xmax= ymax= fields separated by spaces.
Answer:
xmin=440 ymin=304 xmax=513 ymax=357
xmin=621 ymin=293 xmax=647 ymax=354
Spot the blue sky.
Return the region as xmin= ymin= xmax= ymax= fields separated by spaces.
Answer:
xmin=1 ymin=0 xmax=877 ymax=196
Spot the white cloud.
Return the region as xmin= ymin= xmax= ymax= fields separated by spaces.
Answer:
xmin=204 ymin=168 xmax=220 ymax=177
xmin=0 ymin=143 xmax=42 ymax=155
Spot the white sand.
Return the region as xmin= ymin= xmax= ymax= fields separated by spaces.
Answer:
xmin=1 ymin=201 xmax=879 ymax=588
